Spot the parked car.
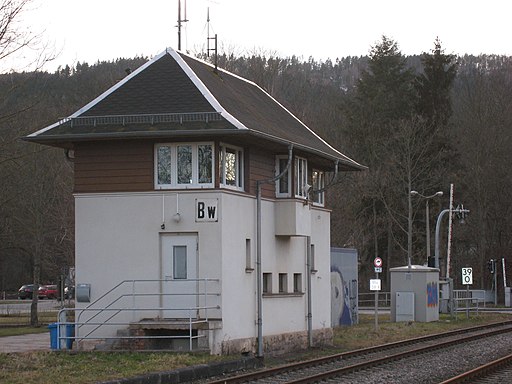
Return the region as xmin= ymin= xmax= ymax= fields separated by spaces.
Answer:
xmin=18 ymin=284 xmax=36 ymax=300
xmin=38 ymin=284 xmax=58 ymax=299
xmin=64 ymin=285 xmax=75 ymax=299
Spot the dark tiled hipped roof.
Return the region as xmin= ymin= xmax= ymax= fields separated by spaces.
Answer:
xmin=26 ymin=48 xmax=363 ymax=170
xmin=83 ymin=54 xmax=215 ymax=116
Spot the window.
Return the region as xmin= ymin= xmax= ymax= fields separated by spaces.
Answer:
xmin=173 ymin=246 xmax=187 ymax=279
xmin=293 ymin=273 xmax=302 ymax=293
xmin=295 ymin=157 xmax=308 ymax=198
xmin=310 ymin=244 xmax=317 ymax=273
xmin=245 ymin=239 xmax=253 ymax=272
xmin=155 ymin=143 xmax=214 ymax=189
xmin=263 ymin=273 xmax=272 ymax=294
xmin=157 ymin=145 xmax=172 ymax=185
xmin=177 ymin=145 xmax=192 ymax=184
xmin=278 ymin=273 xmax=288 ymax=293
xmin=220 ymin=144 xmax=244 ymax=190
xmin=311 ymin=170 xmax=325 ymax=206
xmin=198 ymin=144 xmax=213 ymax=183
xmin=275 ymin=156 xmax=291 ymax=197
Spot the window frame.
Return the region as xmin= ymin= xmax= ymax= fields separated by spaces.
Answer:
xmin=294 ymin=156 xmax=308 ymax=199
xmin=311 ymin=169 xmax=325 ymax=206
xmin=172 ymin=245 xmax=187 ymax=279
xmin=275 ymin=155 xmax=292 ymax=198
xmin=219 ymin=143 xmax=244 ymax=191
xmin=154 ymin=142 xmax=214 ymax=189
xmin=293 ymin=273 xmax=303 ymax=293
xmin=278 ymin=273 xmax=288 ymax=293
xmin=263 ymin=273 xmax=272 ymax=294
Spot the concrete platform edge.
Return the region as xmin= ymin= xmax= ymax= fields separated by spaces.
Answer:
xmin=97 ymin=356 xmax=263 ymax=384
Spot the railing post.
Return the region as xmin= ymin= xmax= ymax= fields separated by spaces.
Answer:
xmin=189 ymin=310 xmax=193 ymax=351
xmin=204 ymin=279 xmax=208 ymax=321
xmin=132 ymin=280 xmax=136 ymax=322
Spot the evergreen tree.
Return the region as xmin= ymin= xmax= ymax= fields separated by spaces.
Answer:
xmin=340 ymin=36 xmax=457 ymax=273
xmin=341 ymin=36 xmax=418 ymax=269
xmin=415 ymin=37 xmax=458 ymax=128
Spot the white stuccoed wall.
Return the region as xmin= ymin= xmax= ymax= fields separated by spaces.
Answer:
xmin=74 ymin=190 xmax=331 ymax=352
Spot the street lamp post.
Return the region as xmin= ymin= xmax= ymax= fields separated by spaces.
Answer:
xmin=410 ymin=190 xmax=443 ymax=266
xmin=434 ymin=204 xmax=470 ymax=271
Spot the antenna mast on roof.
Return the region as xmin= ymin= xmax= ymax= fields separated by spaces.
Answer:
xmin=177 ymin=0 xmax=189 ymax=51
xmin=206 ymin=7 xmax=218 ymax=73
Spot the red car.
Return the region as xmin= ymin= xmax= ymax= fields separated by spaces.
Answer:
xmin=38 ymin=284 xmax=58 ymax=299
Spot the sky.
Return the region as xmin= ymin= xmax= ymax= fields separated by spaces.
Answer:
xmin=7 ymin=0 xmax=512 ymax=72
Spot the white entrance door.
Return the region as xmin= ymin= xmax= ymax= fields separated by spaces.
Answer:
xmin=161 ymin=234 xmax=198 ymax=319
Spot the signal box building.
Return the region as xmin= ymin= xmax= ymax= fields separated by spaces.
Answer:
xmin=26 ymin=48 xmax=363 ymax=355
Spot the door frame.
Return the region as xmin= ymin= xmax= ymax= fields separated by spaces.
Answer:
xmin=160 ymin=233 xmax=199 ymax=318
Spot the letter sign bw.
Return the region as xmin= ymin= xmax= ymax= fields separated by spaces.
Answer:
xmin=196 ymin=199 xmax=219 ymax=222
xmin=462 ymin=267 xmax=473 ymax=285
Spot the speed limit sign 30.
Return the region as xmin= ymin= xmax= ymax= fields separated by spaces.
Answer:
xmin=462 ymin=267 xmax=473 ymax=285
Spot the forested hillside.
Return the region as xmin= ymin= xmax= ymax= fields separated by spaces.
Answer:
xmin=1 ymin=41 xmax=511 ymax=294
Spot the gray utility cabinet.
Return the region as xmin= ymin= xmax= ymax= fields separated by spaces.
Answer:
xmin=390 ymin=265 xmax=439 ymax=322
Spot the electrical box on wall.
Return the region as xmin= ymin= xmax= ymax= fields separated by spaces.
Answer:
xmin=76 ymin=283 xmax=91 ymax=302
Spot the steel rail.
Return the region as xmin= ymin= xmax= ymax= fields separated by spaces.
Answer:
xmin=439 ymin=353 xmax=512 ymax=383
xmin=206 ymin=320 xmax=512 ymax=384
xmin=285 ymin=326 xmax=512 ymax=384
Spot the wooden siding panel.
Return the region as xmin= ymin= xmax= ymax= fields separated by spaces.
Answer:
xmin=248 ymin=148 xmax=276 ymax=199
xmin=74 ymin=141 xmax=154 ymax=193
xmin=74 ymin=140 xmax=283 ymax=198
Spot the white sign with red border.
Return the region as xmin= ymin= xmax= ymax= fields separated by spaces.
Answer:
xmin=374 ymin=257 xmax=383 ymax=267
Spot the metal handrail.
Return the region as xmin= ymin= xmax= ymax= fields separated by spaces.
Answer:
xmin=77 ymin=278 xmax=219 ymax=336
xmin=57 ymin=278 xmax=220 ymax=351
xmin=57 ymin=306 xmax=219 ymax=349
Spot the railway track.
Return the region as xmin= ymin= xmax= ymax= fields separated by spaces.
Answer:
xmin=440 ymin=353 xmax=512 ymax=383
xmin=205 ymin=320 xmax=512 ymax=384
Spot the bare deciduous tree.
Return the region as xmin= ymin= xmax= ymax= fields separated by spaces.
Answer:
xmin=0 ymin=0 xmax=57 ymax=325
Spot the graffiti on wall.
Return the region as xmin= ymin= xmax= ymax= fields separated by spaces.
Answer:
xmin=331 ymin=265 xmax=352 ymax=326
xmin=427 ymin=281 xmax=438 ymax=307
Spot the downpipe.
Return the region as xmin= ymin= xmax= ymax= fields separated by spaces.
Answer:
xmin=256 ymin=144 xmax=293 ymax=358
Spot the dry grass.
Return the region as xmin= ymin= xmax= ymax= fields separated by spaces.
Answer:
xmin=0 ymin=327 xmax=49 ymax=337
xmin=0 ymin=351 xmax=228 ymax=384
xmin=333 ymin=312 xmax=512 ymax=351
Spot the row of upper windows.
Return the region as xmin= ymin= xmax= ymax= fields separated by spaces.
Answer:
xmin=155 ymin=142 xmax=243 ymax=190
xmin=275 ymin=156 xmax=325 ymax=205
xmin=154 ymin=143 xmax=325 ymax=205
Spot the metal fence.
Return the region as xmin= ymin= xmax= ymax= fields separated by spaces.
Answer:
xmin=453 ymin=289 xmax=486 ymax=313
xmin=358 ymin=292 xmax=391 ymax=308
xmin=0 ymin=299 xmax=67 ymax=326
xmin=359 ymin=289 xmax=487 ymax=313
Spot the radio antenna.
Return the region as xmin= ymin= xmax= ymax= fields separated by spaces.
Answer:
xmin=206 ymin=7 xmax=218 ymax=72
xmin=177 ymin=0 xmax=189 ymax=51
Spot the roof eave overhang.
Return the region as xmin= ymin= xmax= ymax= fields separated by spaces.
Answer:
xmin=23 ymin=128 xmax=366 ymax=171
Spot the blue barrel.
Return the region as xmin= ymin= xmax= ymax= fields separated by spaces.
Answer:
xmin=65 ymin=324 xmax=75 ymax=349
xmin=48 ymin=323 xmax=58 ymax=350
